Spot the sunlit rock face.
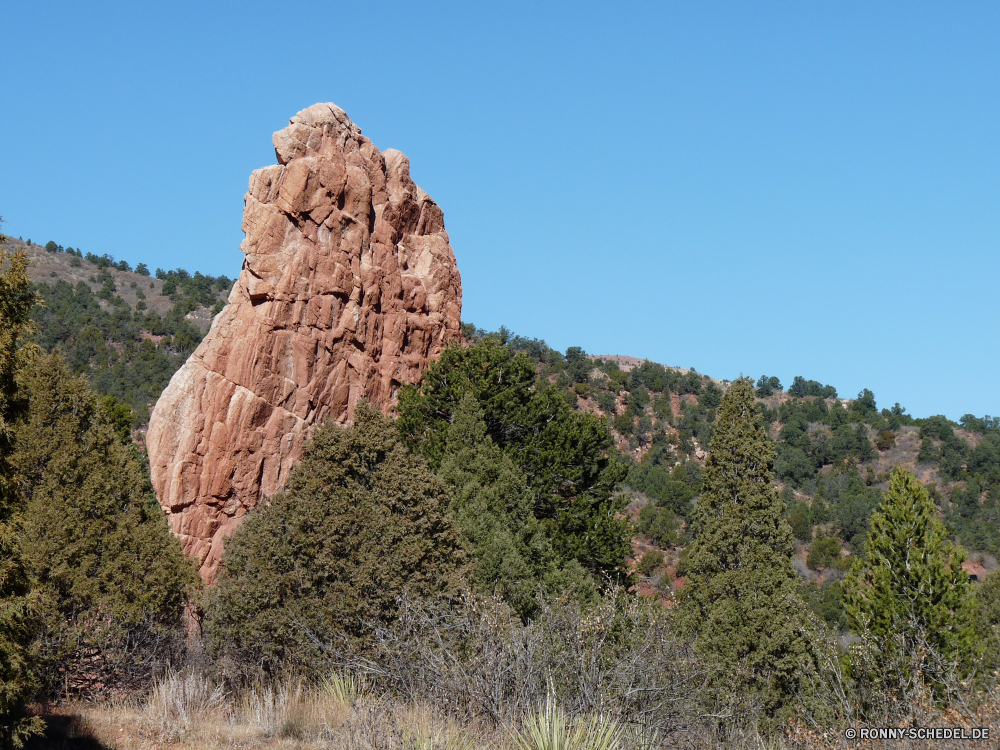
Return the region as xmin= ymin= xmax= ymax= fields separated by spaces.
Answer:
xmin=147 ymin=103 xmax=463 ymax=583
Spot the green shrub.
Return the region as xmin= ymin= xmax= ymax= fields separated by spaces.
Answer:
xmin=595 ymin=389 xmax=617 ymax=415
xmin=788 ymin=376 xmax=837 ymax=399
xmin=637 ymin=550 xmax=664 ymax=576
xmin=755 ymin=375 xmax=781 ymax=397
xmin=787 ymin=500 xmax=813 ymax=542
xmin=629 ymin=462 xmax=697 ymax=519
xmin=0 ymin=242 xmax=45 ymax=746
xmin=875 ymin=430 xmax=896 ymax=451
xmin=635 ymin=505 xmax=678 ymax=548
xmin=800 ymin=580 xmax=848 ymax=632
xmin=438 ymin=395 xmax=596 ymax=618
xmin=397 ymin=338 xmax=630 ymax=582
xmin=651 ymin=393 xmax=673 ymax=422
xmin=827 ymin=470 xmax=882 ymax=552
xmin=204 ymin=402 xmax=467 ymax=679
xmin=806 ymin=532 xmax=847 ymax=572
xmin=14 ymin=352 xmax=197 ymax=697
xmin=611 ymin=412 xmax=632 ymax=436
xmin=972 ymin=569 xmax=1000 ymax=669
xmin=844 ymin=467 xmax=973 ymax=691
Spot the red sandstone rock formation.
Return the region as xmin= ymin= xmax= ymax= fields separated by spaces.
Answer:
xmin=146 ymin=103 xmax=463 ymax=583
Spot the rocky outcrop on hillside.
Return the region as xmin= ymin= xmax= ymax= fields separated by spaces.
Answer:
xmin=146 ymin=103 xmax=463 ymax=583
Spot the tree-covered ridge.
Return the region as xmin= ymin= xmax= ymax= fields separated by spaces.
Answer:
xmin=11 ymin=232 xmax=1000 ymax=632
xmin=5 ymin=230 xmax=1000 ymax=740
xmin=10 ymin=237 xmax=233 ymax=427
xmin=460 ymin=323 xmax=1000 ymax=629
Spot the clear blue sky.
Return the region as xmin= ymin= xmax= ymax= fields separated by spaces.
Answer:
xmin=2 ymin=1 xmax=997 ymax=420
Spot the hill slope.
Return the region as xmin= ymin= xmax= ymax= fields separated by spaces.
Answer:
xmin=9 ymin=237 xmax=233 ymax=424
xmin=462 ymin=324 xmax=1000 ymax=628
xmin=13 ymin=240 xmax=1000 ymax=631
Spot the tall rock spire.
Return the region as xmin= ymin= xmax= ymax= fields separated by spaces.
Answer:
xmin=146 ymin=104 xmax=463 ymax=583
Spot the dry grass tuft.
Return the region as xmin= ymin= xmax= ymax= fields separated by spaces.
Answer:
xmin=55 ymin=671 xmax=489 ymax=749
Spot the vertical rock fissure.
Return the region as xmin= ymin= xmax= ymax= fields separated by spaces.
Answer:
xmin=146 ymin=103 xmax=463 ymax=584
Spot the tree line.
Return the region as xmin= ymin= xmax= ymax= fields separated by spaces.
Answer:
xmin=26 ymin=241 xmax=232 ymax=427
xmin=1 ymin=233 xmax=999 ymax=744
xmin=466 ymin=324 xmax=1000 ymax=632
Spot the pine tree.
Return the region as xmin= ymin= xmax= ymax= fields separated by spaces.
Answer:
xmin=971 ymin=569 xmax=1000 ymax=670
xmin=437 ymin=394 xmax=596 ymax=618
xmin=397 ymin=338 xmax=631 ymax=581
xmin=676 ymin=377 xmax=813 ymax=720
xmin=844 ymin=467 xmax=973 ymax=679
xmin=13 ymin=352 xmax=197 ymax=696
xmin=204 ymin=402 xmax=467 ymax=677
xmin=0 ymin=235 xmax=43 ymax=746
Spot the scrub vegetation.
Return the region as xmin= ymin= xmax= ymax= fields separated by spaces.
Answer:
xmin=3 ymin=234 xmax=1000 ymax=749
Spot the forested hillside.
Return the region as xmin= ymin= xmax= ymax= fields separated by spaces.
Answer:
xmin=14 ymin=236 xmax=1000 ymax=634
xmin=461 ymin=323 xmax=1000 ymax=630
xmin=4 ymin=232 xmax=1000 ymax=747
xmin=10 ymin=237 xmax=233 ymax=425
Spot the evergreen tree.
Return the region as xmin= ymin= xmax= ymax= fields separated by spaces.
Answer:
xmin=676 ymin=377 xmax=813 ymax=721
xmin=844 ymin=467 xmax=973 ymax=679
xmin=971 ymin=569 xmax=1000 ymax=670
xmin=204 ymin=402 xmax=467 ymax=678
xmin=397 ymin=338 xmax=630 ymax=581
xmin=437 ymin=394 xmax=596 ymax=618
xmin=13 ymin=352 xmax=197 ymax=696
xmin=0 ymin=235 xmax=43 ymax=746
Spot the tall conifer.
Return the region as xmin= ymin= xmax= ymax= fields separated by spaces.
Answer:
xmin=14 ymin=352 xmax=197 ymax=696
xmin=0 ymin=233 xmax=43 ymax=746
xmin=677 ymin=377 xmax=812 ymax=720
xmin=437 ymin=394 xmax=596 ymax=618
xmin=844 ymin=467 xmax=972 ymax=680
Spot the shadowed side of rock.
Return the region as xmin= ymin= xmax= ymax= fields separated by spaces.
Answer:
xmin=146 ymin=103 xmax=462 ymax=583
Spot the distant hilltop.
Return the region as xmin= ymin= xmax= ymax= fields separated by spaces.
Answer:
xmin=591 ymin=354 xmax=731 ymax=386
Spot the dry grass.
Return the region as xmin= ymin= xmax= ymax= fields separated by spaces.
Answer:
xmin=27 ymin=598 xmax=1000 ymax=749
xmin=46 ymin=671 xmax=487 ymax=749
xmin=34 ymin=683 xmax=1000 ymax=750
xmin=30 ymin=669 xmax=785 ymax=750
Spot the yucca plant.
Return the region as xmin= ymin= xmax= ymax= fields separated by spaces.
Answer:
xmin=320 ymin=671 xmax=364 ymax=705
xmin=509 ymin=702 xmax=622 ymax=750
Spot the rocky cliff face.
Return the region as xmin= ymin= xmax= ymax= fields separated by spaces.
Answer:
xmin=146 ymin=103 xmax=463 ymax=583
